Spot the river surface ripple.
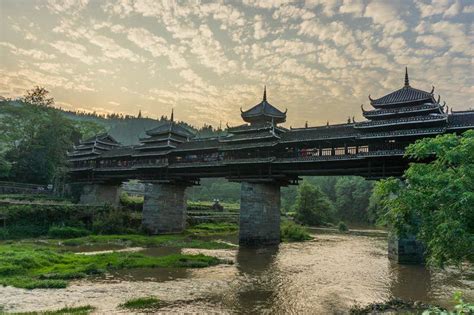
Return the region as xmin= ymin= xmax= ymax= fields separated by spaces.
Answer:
xmin=1 ymin=231 xmax=472 ymax=314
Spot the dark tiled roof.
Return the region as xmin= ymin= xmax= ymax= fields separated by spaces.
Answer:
xmin=280 ymin=124 xmax=357 ymax=143
xmin=447 ymin=111 xmax=474 ymax=128
xmin=220 ymin=130 xmax=280 ymax=142
xmin=358 ymin=127 xmax=446 ymax=139
xmin=355 ymin=114 xmax=447 ymax=128
xmin=145 ymin=121 xmax=195 ymax=138
xmin=173 ymin=138 xmax=220 ymax=152
xmin=370 ymin=86 xmax=434 ymax=107
xmin=241 ymin=87 xmax=286 ymax=123
xmin=362 ymin=103 xmax=442 ymax=117
xmin=100 ymin=146 xmax=135 ymax=158
xmin=81 ymin=133 xmax=120 ymax=146
xmin=219 ymin=141 xmax=279 ymax=151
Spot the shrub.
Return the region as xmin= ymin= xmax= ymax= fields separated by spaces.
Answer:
xmin=92 ymin=208 xmax=126 ymax=234
xmin=280 ymin=220 xmax=312 ymax=242
xmin=0 ymin=228 xmax=8 ymax=240
xmin=338 ymin=221 xmax=349 ymax=232
xmin=120 ymin=297 xmax=162 ymax=310
xmin=48 ymin=226 xmax=91 ymax=239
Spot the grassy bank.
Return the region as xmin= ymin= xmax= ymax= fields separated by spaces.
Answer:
xmin=0 ymin=244 xmax=221 ymax=289
xmin=8 ymin=305 xmax=95 ymax=315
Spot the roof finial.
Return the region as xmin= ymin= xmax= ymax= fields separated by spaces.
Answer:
xmin=404 ymin=66 xmax=410 ymax=87
xmin=170 ymin=108 xmax=174 ymax=122
xmin=263 ymin=85 xmax=267 ymax=102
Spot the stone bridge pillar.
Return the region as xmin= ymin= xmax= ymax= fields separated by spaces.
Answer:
xmin=388 ymin=234 xmax=425 ymax=264
xmin=142 ymin=183 xmax=187 ymax=234
xmin=239 ymin=182 xmax=281 ymax=246
xmin=79 ymin=183 xmax=121 ymax=207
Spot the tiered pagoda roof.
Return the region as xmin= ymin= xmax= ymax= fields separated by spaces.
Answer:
xmin=134 ymin=110 xmax=195 ymax=157
xmin=241 ymin=86 xmax=287 ymax=125
xmin=356 ymin=68 xmax=447 ymax=131
xmin=67 ymin=134 xmax=120 ymax=162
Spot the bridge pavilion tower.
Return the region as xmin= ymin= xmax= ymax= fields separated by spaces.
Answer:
xmin=229 ymin=87 xmax=289 ymax=246
xmin=139 ymin=111 xmax=196 ymax=234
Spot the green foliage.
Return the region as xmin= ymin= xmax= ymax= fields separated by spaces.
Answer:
xmin=0 ymin=203 xmax=136 ymax=239
xmin=0 ymin=244 xmax=221 ymax=289
xmin=0 ymin=89 xmax=105 ymax=184
xmin=422 ymin=292 xmax=474 ymax=314
xmin=11 ymin=305 xmax=96 ymax=315
xmin=186 ymin=178 xmax=241 ymax=203
xmin=338 ymin=221 xmax=349 ymax=232
xmin=48 ymin=226 xmax=91 ymax=239
xmin=91 ymin=208 xmax=126 ymax=234
xmin=120 ymin=192 xmax=143 ymax=211
xmin=57 ymin=234 xmax=234 ymax=250
xmin=186 ymin=222 xmax=238 ymax=236
xmin=280 ymin=220 xmax=312 ymax=242
xmin=294 ymin=182 xmax=335 ymax=226
xmin=375 ymin=131 xmax=474 ymax=267
xmin=334 ymin=177 xmax=374 ymax=223
xmin=120 ymin=297 xmax=162 ymax=310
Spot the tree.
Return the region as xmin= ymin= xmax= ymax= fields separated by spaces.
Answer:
xmin=294 ymin=181 xmax=335 ymax=226
xmin=22 ymin=86 xmax=54 ymax=107
xmin=375 ymin=131 xmax=474 ymax=267
xmin=334 ymin=177 xmax=373 ymax=223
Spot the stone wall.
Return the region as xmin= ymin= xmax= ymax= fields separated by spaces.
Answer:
xmin=142 ymin=183 xmax=187 ymax=234
xmin=239 ymin=182 xmax=281 ymax=246
xmin=79 ymin=184 xmax=121 ymax=207
xmin=388 ymin=234 xmax=425 ymax=264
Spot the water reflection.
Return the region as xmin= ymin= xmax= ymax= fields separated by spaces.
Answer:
xmin=389 ymin=262 xmax=432 ymax=302
xmin=232 ymin=246 xmax=279 ymax=314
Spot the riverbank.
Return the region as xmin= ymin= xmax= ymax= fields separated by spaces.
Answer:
xmin=1 ymin=230 xmax=472 ymax=314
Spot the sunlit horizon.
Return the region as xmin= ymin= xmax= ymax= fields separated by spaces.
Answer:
xmin=1 ymin=0 xmax=473 ymax=128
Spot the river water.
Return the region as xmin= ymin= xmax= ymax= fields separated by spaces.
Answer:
xmin=1 ymin=230 xmax=472 ymax=314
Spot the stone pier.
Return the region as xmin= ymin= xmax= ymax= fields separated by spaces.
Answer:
xmin=142 ymin=183 xmax=187 ymax=234
xmin=79 ymin=183 xmax=121 ymax=207
xmin=388 ymin=234 xmax=425 ymax=264
xmin=239 ymin=182 xmax=281 ymax=246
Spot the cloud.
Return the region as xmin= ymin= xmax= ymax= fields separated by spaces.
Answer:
xmin=50 ymin=41 xmax=94 ymax=64
xmin=364 ymin=1 xmax=407 ymax=35
xmin=46 ymin=0 xmax=89 ymax=14
xmin=416 ymin=35 xmax=447 ymax=48
xmin=1 ymin=42 xmax=56 ymax=60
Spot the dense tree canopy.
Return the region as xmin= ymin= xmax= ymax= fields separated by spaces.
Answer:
xmin=375 ymin=131 xmax=474 ymax=267
xmin=294 ymin=182 xmax=336 ymax=226
xmin=0 ymin=87 xmax=105 ymax=184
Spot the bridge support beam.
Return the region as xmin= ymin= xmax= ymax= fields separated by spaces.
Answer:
xmin=239 ymin=182 xmax=281 ymax=246
xmin=79 ymin=183 xmax=121 ymax=207
xmin=388 ymin=234 xmax=425 ymax=264
xmin=142 ymin=183 xmax=187 ymax=234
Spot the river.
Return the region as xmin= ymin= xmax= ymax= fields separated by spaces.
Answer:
xmin=1 ymin=229 xmax=472 ymax=314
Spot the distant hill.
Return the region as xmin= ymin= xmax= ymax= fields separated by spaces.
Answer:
xmin=1 ymin=100 xmax=222 ymax=145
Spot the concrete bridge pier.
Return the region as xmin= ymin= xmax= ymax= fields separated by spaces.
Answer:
xmin=142 ymin=182 xmax=187 ymax=234
xmin=239 ymin=182 xmax=281 ymax=246
xmin=79 ymin=183 xmax=122 ymax=207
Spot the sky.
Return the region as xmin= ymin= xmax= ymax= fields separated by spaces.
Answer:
xmin=0 ymin=0 xmax=473 ymax=128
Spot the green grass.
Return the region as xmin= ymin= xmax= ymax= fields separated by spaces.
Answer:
xmin=55 ymin=233 xmax=234 ymax=249
xmin=48 ymin=226 xmax=91 ymax=239
xmin=280 ymin=221 xmax=312 ymax=242
xmin=8 ymin=305 xmax=95 ymax=315
xmin=0 ymin=244 xmax=221 ymax=289
xmin=119 ymin=297 xmax=162 ymax=310
xmin=186 ymin=223 xmax=239 ymax=236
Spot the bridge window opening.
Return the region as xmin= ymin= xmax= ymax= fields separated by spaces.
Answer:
xmin=334 ymin=147 xmax=345 ymax=155
xmin=322 ymin=148 xmax=332 ymax=156
xmin=347 ymin=146 xmax=357 ymax=154
xmin=358 ymin=145 xmax=369 ymax=153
